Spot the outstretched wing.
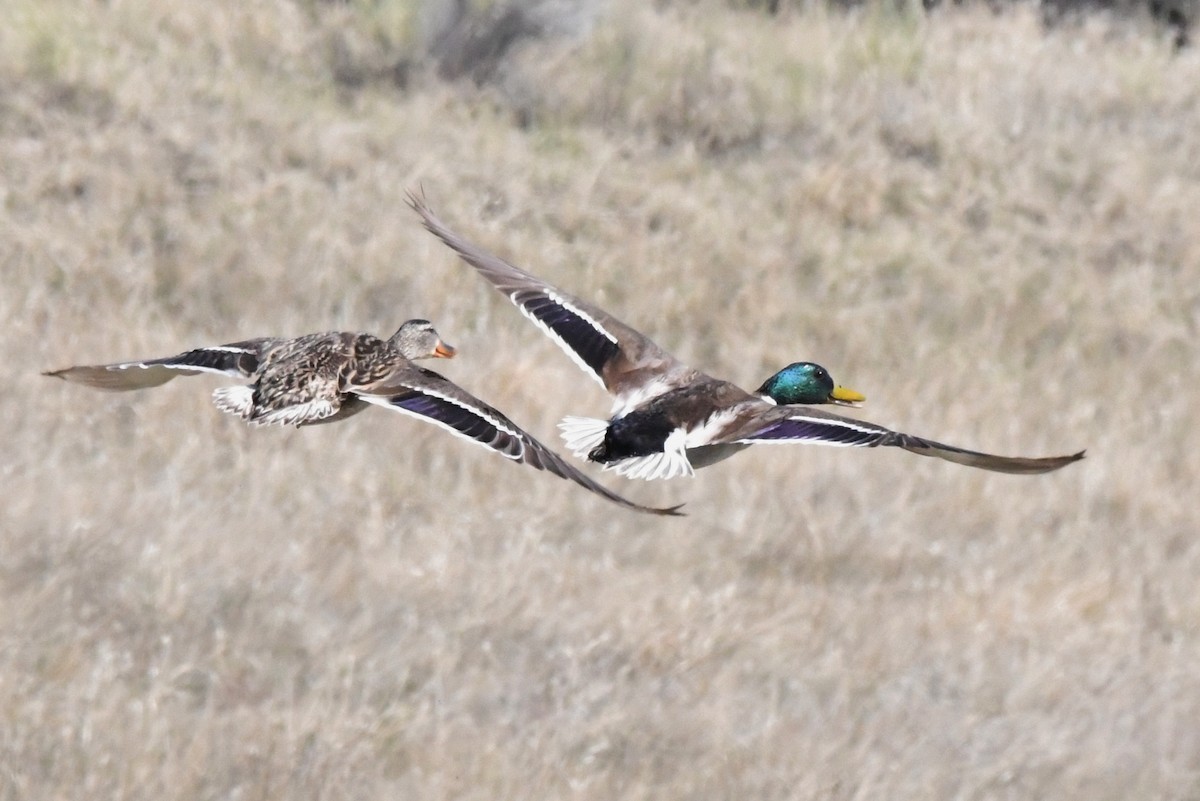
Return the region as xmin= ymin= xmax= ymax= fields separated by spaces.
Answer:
xmin=738 ymin=407 xmax=1085 ymax=475
xmin=43 ymin=340 xmax=273 ymax=391
xmin=354 ymin=367 xmax=684 ymax=516
xmin=408 ymin=191 xmax=697 ymax=403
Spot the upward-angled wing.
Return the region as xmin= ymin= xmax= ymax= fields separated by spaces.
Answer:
xmin=43 ymin=340 xmax=273 ymax=391
xmin=352 ymin=366 xmax=684 ymax=516
xmin=408 ymin=191 xmax=697 ymax=402
xmin=736 ymin=406 xmax=1085 ymax=475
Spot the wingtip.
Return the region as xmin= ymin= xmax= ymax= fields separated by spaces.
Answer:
xmin=1027 ymin=448 xmax=1087 ymax=473
xmin=628 ymin=500 xmax=686 ymax=517
xmin=659 ymin=503 xmax=687 ymax=517
xmin=1056 ymin=449 xmax=1086 ymax=468
xmin=405 ymin=185 xmax=429 ymax=214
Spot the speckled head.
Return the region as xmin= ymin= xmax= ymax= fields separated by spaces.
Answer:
xmin=390 ymin=319 xmax=456 ymax=360
xmin=755 ymin=362 xmax=865 ymax=406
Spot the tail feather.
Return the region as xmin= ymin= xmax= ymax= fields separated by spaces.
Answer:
xmin=246 ymin=400 xmax=339 ymax=428
xmin=212 ymin=386 xmax=254 ymax=419
xmin=558 ymin=416 xmax=610 ymax=459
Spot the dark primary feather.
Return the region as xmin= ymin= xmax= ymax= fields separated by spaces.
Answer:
xmin=886 ymin=435 xmax=1086 ymax=475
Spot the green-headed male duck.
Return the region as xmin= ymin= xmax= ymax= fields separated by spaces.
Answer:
xmin=409 ymin=192 xmax=1084 ymax=481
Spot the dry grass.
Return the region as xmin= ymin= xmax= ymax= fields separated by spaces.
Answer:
xmin=3 ymin=0 xmax=1198 ymax=798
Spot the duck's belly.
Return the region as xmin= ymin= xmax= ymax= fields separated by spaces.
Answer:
xmin=297 ymin=395 xmax=368 ymax=427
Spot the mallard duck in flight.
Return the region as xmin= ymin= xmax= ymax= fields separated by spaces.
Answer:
xmin=408 ymin=193 xmax=1084 ymax=480
xmin=44 ymin=319 xmax=682 ymax=515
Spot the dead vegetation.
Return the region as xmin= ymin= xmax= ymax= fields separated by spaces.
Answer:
xmin=3 ymin=0 xmax=1198 ymax=798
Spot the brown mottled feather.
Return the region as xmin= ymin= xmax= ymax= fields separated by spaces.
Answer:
xmin=44 ymin=320 xmax=681 ymax=514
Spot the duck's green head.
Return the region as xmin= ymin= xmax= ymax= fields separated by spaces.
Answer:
xmin=755 ymin=362 xmax=865 ymax=406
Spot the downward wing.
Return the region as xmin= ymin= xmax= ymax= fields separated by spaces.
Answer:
xmin=43 ymin=340 xmax=272 ymax=391
xmin=354 ymin=367 xmax=684 ymax=516
xmin=408 ymin=191 xmax=695 ymax=399
xmin=739 ymin=407 xmax=1085 ymax=475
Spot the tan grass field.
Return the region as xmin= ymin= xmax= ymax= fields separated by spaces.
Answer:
xmin=3 ymin=0 xmax=1198 ymax=797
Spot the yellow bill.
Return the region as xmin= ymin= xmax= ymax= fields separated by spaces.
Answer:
xmin=830 ymin=384 xmax=866 ymax=406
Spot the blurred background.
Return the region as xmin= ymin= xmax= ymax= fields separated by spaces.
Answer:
xmin=3 ymin=0 xmax=1197 ymax=797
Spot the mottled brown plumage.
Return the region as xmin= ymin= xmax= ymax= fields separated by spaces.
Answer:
xmin=44 ymin=320 xmax=456 ymax=427
xmin=44 ymin=319 xmax=681 ymax=515
xmin=214 ymin=329 xmax=447 ymax=427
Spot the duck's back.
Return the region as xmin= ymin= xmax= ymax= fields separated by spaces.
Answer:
xmin=218 ymin=332 xmax=384 ymax=426
xmin=637 ymin=376 xmax=757 ymax=428
xmin=255 ymin=332 xmax=357 ymax=405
